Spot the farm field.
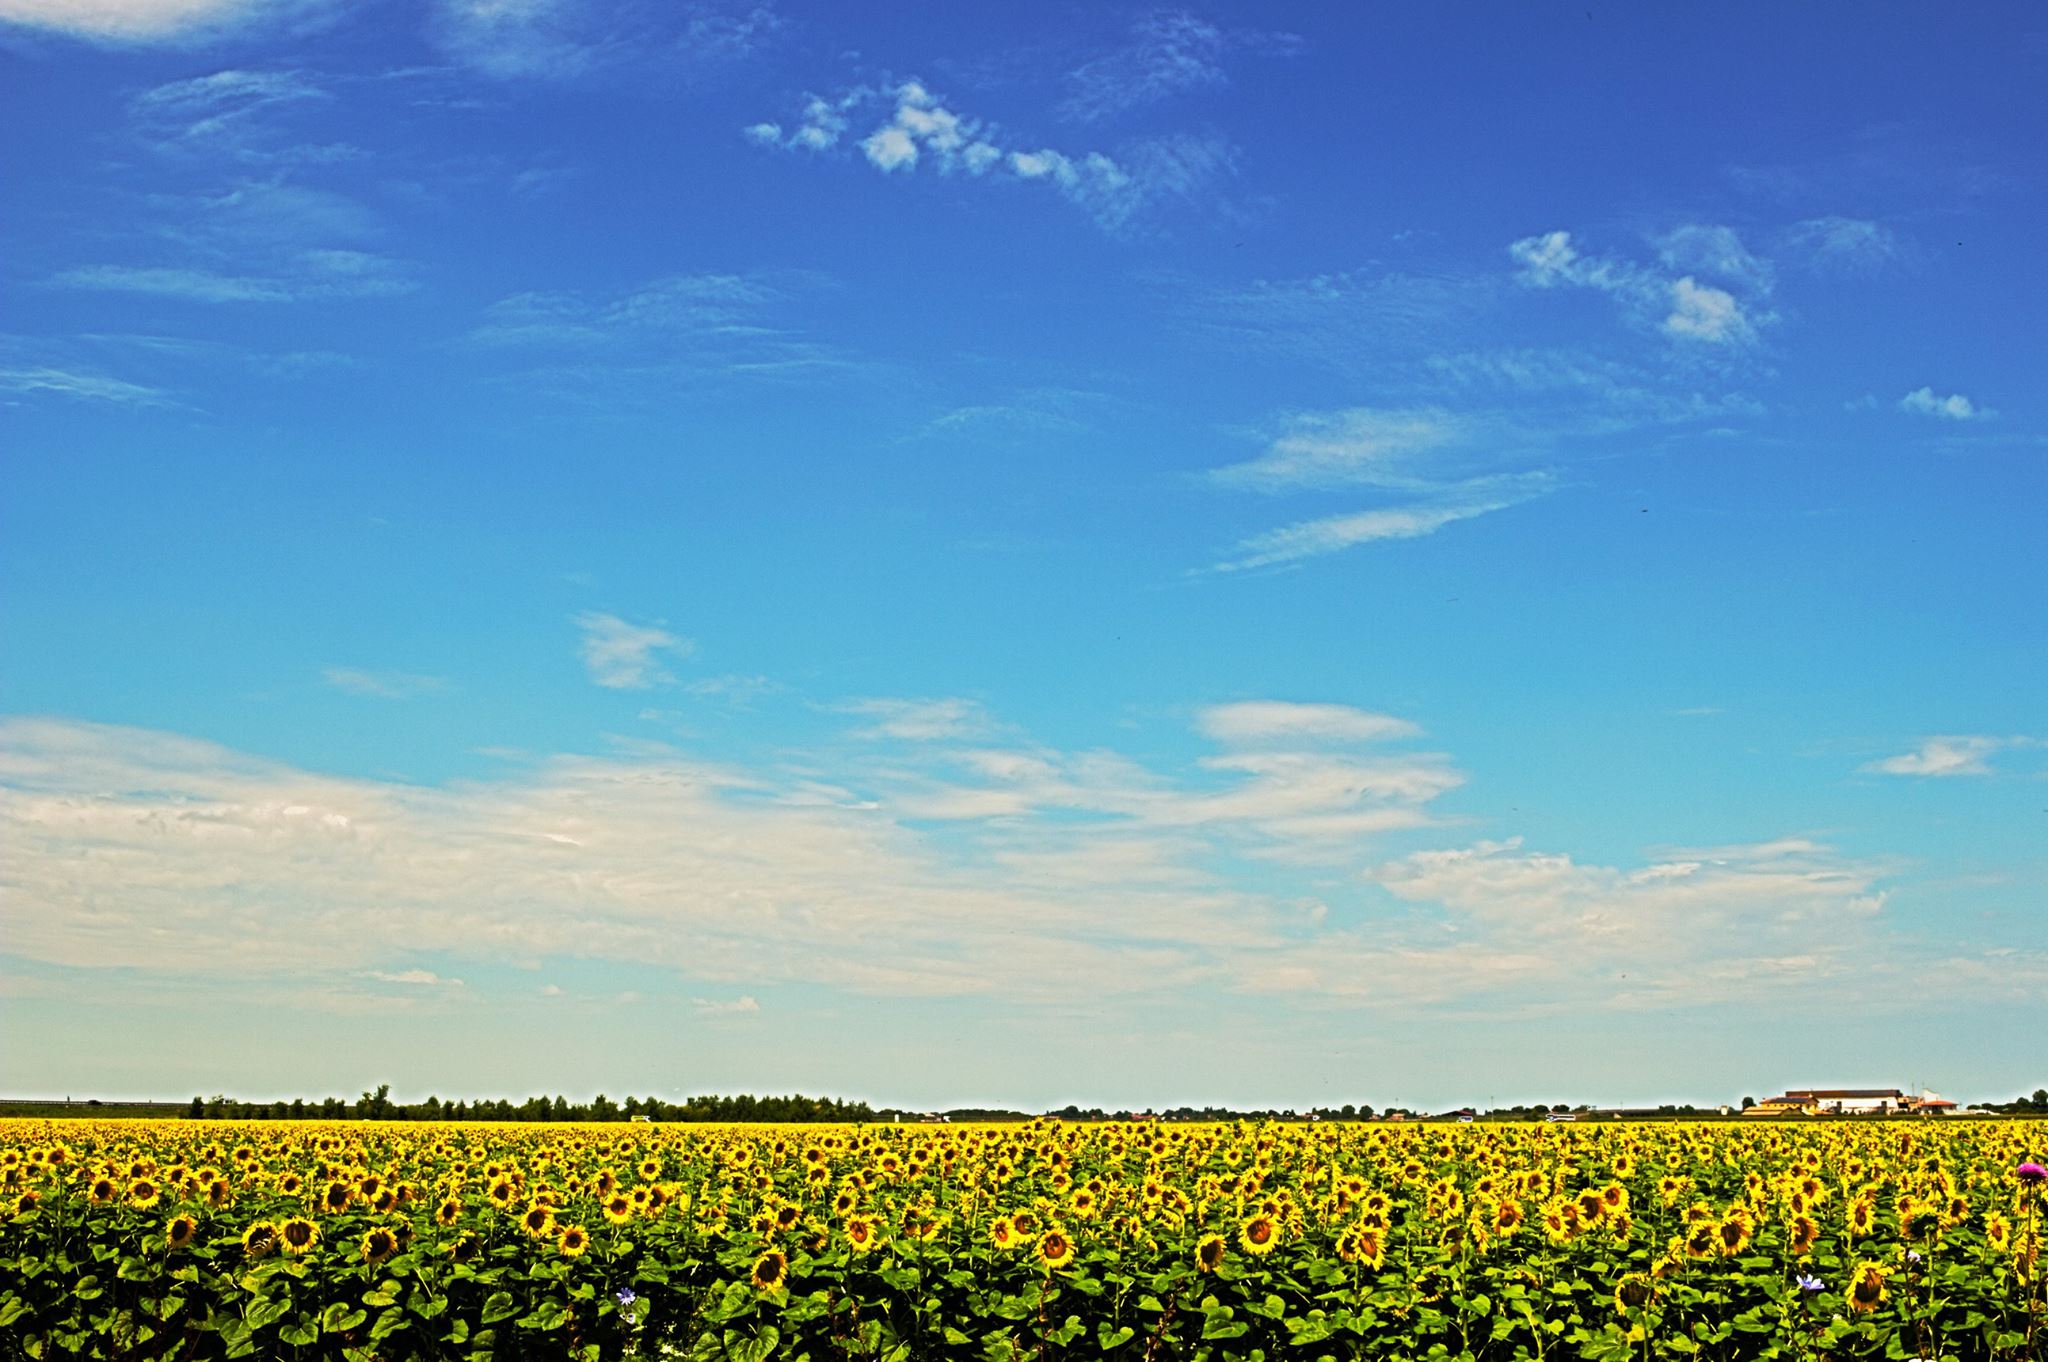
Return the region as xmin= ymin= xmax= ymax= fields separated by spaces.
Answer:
xmin=1 ymin=1118 xmax=2042 ymax=1361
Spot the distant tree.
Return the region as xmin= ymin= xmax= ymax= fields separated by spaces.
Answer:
xmin=188 ymin=1096 xmax=205 ymax=1119
xmin=1741 ymin=1096 xmax=1756 ymax=1110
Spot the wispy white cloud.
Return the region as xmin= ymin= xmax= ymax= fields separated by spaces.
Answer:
xmin=1269 ymin=835 xmax=1903 ymax=1011
xmin=0 ymin=0 xmax=317 ymax=42
xmin=465 ymin=272 xmax=862 ymax=398
xmin=471 ymin=273 xmax=781 ymax=348
xmin=53 ymin=254 xmax=415 ymax=303
xmin=1509 ymin=227 xmax=1772 ymax=347
xmin=1656 ymin=224 xmax=1774 ymax=293
xmin=1208 ymin=407 xmax=1457 ymax=492
xmin=323 ymin=668 xmax=450 ymax=700
xmin=1898 ymin=387 xmax=1990 ymax=422
xmin=430 ymin=0 xmax=779 ymax=80
xmin=576 ymin=612 xmax=694 ymax=689
xmin=1783 ymin=216 xmax=1903 ymax=274
xmin=1201 ymin=402 xmax=1552 ymax=572
xmin=0 ymin=365 xmax=165 ymax=405
xmin=365 ymin=968 xmax=464 ymax=988
xmin=1211 ymin=491 xmax=1536 ymax=573
xmin=432 ymin=0 xmax=605 ymax=78
xmin=1173 ymin=266 xmax=1487 ymax=375
xmin=748 ymin=78 xmax=1232 ymax=232
xmin=1059 ymin=9 xmax=1301 ymax=123
xmin=1862 ymin=735 xmax=2017 ymax=778
xmin=126 ymin=67 xmax=359 ymax=170
xmin=835 ymin=697 xmax=992 ymax=742
xmin=680 ymin=673 xmax=784 ymax=705
xmin=916 ymin=386 xmax=1105 ymax=443
xmin=53 ymin=161 xmax=418 ymax=308
xmin=1414 ymin=348 xmax=1765 ymax=429
xmin=1197 ymin=701 xmax=1419 ymax=746
xmin=691 ymin=994 xmax=759 ymax=1015
xmin=51 ymin=265 xmax=290 ymax=303
xmin=133 ymin=66 xmax=328 ymax=134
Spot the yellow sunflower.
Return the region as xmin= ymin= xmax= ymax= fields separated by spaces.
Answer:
xmin=521 ymin=1205 xmax=556 ymax=1239
xmin=558 ymin=1224 xmax=590 ymax=1257
xmin=241 ymin=1222 xmax=278 ymax=1259
xmin=750 ymin=1249 xmax=789 ymax=1294
xmin=1613 ymin=1273 xmax=1654 ymax=1316
xmin=1239 ymin=1214 xmax=1280 ymax=1255
xmin=1194 ymin=1233 xmax=1225 ymax=1273
xmin=278 ymin=1217 xmax=319 ymax=1256
xmin=165 ymin=1215 xmax=199 ymax=1251
xmin=1846 ymin=1262 xmax=1885 ymax=1313
xmin=1036 ymin=1228 xmax=1076 ymax=1271
xmin=360 ymin=1226 xmax=399 ymax=1266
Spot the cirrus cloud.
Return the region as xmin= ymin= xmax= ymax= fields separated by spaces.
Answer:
xmin=576 ymin=612 xmax=694 ymax=690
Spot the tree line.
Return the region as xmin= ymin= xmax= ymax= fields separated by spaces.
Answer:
xmin=185 ymin=1085 xmax=875 ymax=1123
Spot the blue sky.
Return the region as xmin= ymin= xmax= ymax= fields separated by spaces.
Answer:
xmin=2 ymin=1 xmax=2043 ymax=1111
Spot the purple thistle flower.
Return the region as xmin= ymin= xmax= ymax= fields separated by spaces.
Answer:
xmin=2019 ymin=1161 xmax=2047 ymax=1185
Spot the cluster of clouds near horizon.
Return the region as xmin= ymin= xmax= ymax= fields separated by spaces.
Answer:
xmin=2 ymin=1 xmax=2044 ymax=1105
xmin=6 ymin=702 xmax=2042 ymax=1015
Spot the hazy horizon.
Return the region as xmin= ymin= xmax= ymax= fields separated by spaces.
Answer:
xmin=2 ymin=2 xmax=2042 ymax=1112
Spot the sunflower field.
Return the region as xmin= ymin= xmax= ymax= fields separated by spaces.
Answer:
xmin=1 ymin=1117 xmax=2042 ymax=1361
